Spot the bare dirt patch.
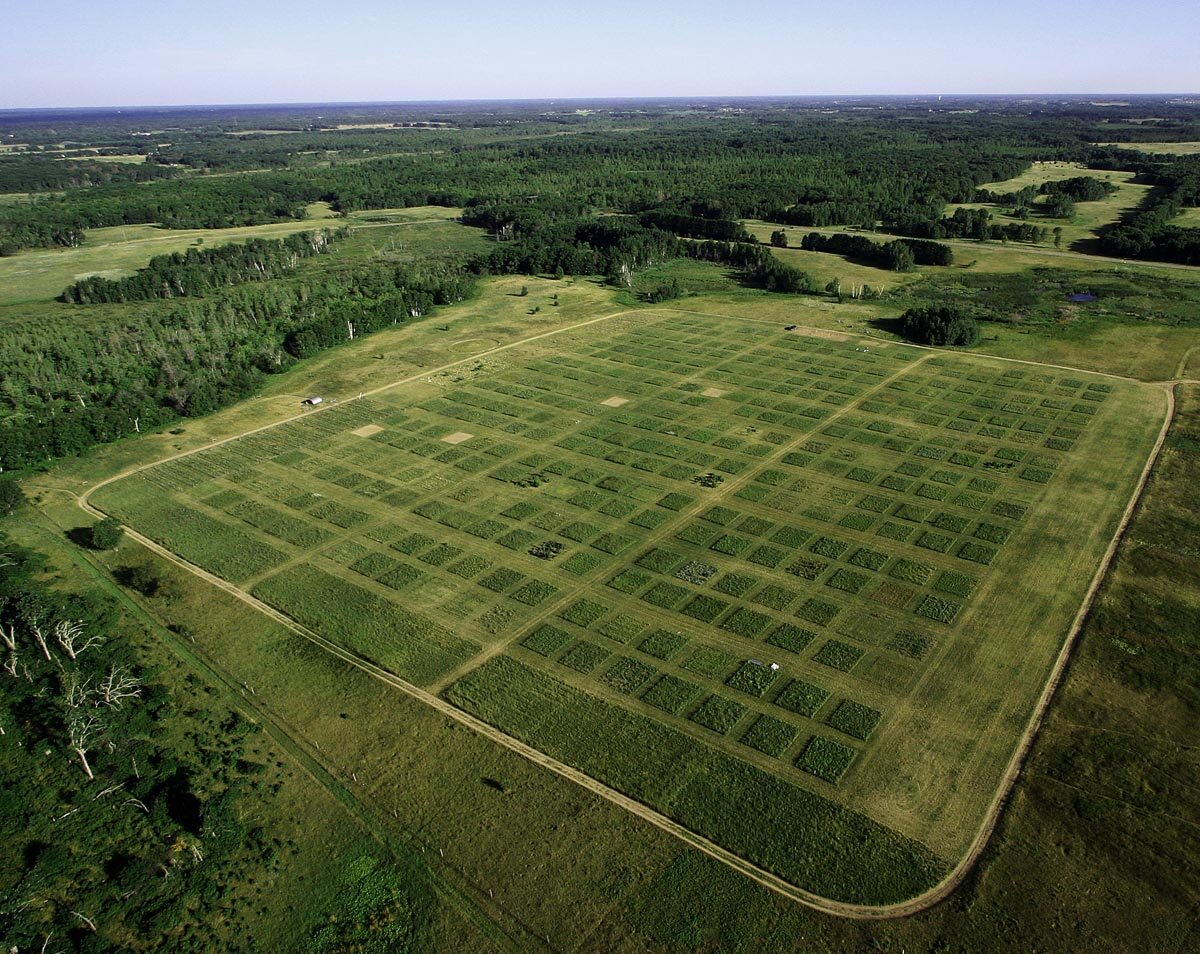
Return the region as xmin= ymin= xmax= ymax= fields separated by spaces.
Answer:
xmin=600 ymin=396 xmax=630 ymax=407
xmin=702 ymin=387 xmax=727 ymax=398
xmin=351 ymin=424 xmax=383 ymax=438
xmin=441 ymin=431 xmax=474 ymax=445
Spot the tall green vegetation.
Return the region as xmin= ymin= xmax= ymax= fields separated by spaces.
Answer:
xmin=61 ymin=229 xmax=343 ymax=304
xmin=900 ymin=305 xmax=981 ymax=346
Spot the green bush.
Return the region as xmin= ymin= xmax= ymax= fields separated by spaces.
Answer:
xmin=90 ymin=516 xmax=124 ymax=550
xmin=900 ymin=305 xmax=981 ymax=347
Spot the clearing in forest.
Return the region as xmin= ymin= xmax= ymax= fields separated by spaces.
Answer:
xmin=91 ymin=310 xmax=1164 ymax=906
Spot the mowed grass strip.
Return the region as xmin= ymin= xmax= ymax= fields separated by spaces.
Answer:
xmin=252 ymin=564 xmax=479 ymax=685
xmin=444 ymin=655 xmax=947 ymax=904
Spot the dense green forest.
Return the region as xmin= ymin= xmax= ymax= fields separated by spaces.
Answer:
xmin=0 ymin=532 xmax=261 ymax=949
xmin=3 ymin=99 xmax=1200 ymax=473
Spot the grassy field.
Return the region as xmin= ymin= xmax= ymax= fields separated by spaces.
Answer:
xmin=0 ymin=202 xmax=469 ymax=307
xmin=1173 ymin=207 xmax=1200 ymax=226
xmin=942 ymin=161 xmax=1153 ymax=251
xmin=84 ymin=305 xmax=1164 ymax=902
xmin=1099 ymin=140 xmax=1200 ymax=155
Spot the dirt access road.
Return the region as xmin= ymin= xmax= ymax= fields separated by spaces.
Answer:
xmin=75 ymin=308 xmax=1179 ymax=919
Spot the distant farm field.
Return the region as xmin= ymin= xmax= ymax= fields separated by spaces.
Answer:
xmin=90 ymin=310 xmax=1164 ymax=904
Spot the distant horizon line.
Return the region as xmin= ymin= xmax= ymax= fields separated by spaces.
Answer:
xmin=3 ymin=92 xmax=1200 ymax=114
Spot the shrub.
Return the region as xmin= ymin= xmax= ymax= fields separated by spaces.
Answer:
xmin=89 ymin=516 xmax=124 ymax=550
xmin=901 ymin=306 xmax=981 ymax=347
xmin=0 ymin=476 xmax=25 ymax=517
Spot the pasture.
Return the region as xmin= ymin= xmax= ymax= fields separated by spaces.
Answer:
xmin=90 ymin=309 xmax=1164 ymax=903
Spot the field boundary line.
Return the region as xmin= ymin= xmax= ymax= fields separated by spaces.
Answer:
xmin=74 ymin=312 xmax=1178 ymax=919
xmin=873 ymin=380 xmax=1176 ymax=916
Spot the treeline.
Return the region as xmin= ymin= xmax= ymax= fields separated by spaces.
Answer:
xmin=637 ymin=210 xmax=754 ymax=242
xmin=890 ymin=207 xmax=1052 ymax=243
xmin=0 ymin=532 xmax=304 ymax=949
xmin=462 ymin=201 xmax=683 ymax=285
xmin=974 ymin=175 xmax=1116 ymax=205
xmin=0 ymin=114 xmax=1062 ymax=253
xmin=799 ymin=232 xmax=954 ymax=270
xmin=1099 ymin=158 xmax=1200 ymax=265
xmin=62 ymin=229 xmax=344 ymax=303
xmin=0 ymin=175 xmax=318 ymax=254
xmin=0 ymin=155 xmax=181 ymax=193
xmin=0 ymin=262 xmax=473 ymax=469
xmin=683 ymin=239 xmax=817 ymax=293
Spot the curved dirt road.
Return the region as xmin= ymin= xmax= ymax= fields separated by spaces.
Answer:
xmin=74 ymin=310 xmax=1180 ymax=919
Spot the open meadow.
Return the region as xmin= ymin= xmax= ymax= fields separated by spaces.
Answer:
xmin=87 ymin=307 xmax=1165 ymax=905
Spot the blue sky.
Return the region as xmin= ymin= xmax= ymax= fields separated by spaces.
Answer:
xmin=3 ymin=0 xmax=1197 ymax=107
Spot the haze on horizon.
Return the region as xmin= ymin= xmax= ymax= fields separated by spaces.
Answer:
xmin=4 ymin=0 xmax=1198 ymax=110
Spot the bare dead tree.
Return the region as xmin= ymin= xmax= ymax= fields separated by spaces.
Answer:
xmin=29 ymin=618 xmax=54 ymax=662
xmin=65 ymin=672 xmax=96 ymax=711
xmin=56 ymin=620 xmax=104 ymax=661
xmin=67 ymin=710 xmax=101 ymax=780
xmin=1 ymin=622 xmax=19 ymax=678
xmin=98 ymin=665 xmax=141 ymax=708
